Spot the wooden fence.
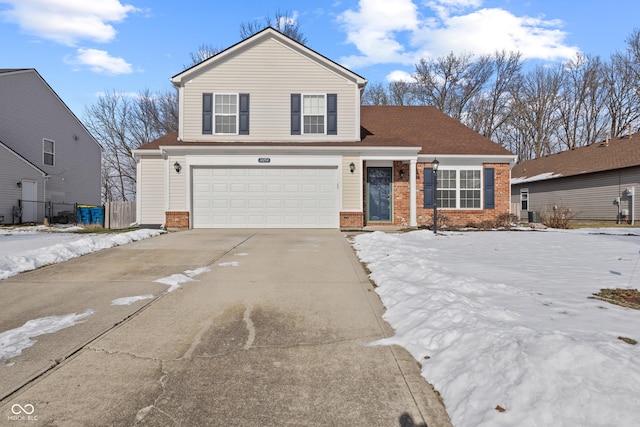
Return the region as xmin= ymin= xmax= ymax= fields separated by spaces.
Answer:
xmin=104 ymin=201 xmax=136 ymax=229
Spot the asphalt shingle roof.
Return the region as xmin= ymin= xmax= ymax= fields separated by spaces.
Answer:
xmin=137 ymin=105 xmax=513 ymax=157
xmin=512 ymin=132 xmax=640 ymax=183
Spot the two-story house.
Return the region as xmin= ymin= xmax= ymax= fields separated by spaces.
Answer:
xmin=133 ymin=28 xmax=515 ymax=229
xmin=0 ymin=69 xmax=101 ymax=224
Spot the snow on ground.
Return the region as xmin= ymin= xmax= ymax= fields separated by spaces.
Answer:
xmin=352 ymin=228 xmax=640 ymax=427
xmin=0 ymin=226 xmax=163 ymax=280
xmin=0 ymin=310 xmax=94 ymax=361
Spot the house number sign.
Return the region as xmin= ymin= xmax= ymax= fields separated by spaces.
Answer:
xmin=258 ymin=158 xmax=271 ymax=163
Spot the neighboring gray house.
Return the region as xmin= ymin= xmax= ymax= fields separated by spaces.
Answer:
xmin=0 ymin=69 xmax=101 ymax=224
xmin=511 ymin=131 xmax=640 ymax=224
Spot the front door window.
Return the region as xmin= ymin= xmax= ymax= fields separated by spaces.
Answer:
xmin=367 ymin=167 xmax=392 ymax=221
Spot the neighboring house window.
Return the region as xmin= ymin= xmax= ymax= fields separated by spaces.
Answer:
xmin=43 ymin=138 xmax=54 ymax=166
xmin=202 ymin=93 xmax=250 ymax=135
xmin=291 ymin=93 xmax=337 ymax=135
xmin=521 ymin=188 xmax=529 ymax=211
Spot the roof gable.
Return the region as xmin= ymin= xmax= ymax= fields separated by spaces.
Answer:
xmin=171 ymin=27 xmax=366 ymax=88
xmin=0 ymin=139 xmax=47 ymax=176
xmin=512 ymin=132 xmax=640 ymax=183
xmin=0 ymin=69 xmax=102 ymax=151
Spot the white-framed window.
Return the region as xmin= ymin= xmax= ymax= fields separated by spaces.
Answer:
xmin=436 ymin=167 xmax=482 ymax=209
xmin=302 ymin=94 xmax=325 ymax=134
xmin=43 ymin=138 xmax=54 ymax=166
xmin=214 ymin=93 xmax=238 ymax=134
xmin=520 ymin=188 xmax=529 ymax=211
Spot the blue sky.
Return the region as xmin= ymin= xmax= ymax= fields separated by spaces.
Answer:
xmin=1 ymin=0 xmax=638 ymax=119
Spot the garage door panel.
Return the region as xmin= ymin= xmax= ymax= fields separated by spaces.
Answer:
xmin=192 ymin=166 xmax=338 ymax=228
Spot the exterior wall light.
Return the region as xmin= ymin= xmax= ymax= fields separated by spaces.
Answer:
xmin=174 ymin=162 xmax=182 ymax=173
xmin=349 ymin=162 xmax=356 ymax=173
xmin=399 ymin=169 xmax=405 ymax=179
xmin=432 ymin=158 xmax=439 ymax=234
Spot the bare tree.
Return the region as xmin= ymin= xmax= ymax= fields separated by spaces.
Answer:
xmin=361 ymin=82 xmax=389 ymax=105
xmin=465 ymin=50 xmax=523 ymax=142
xmin=413 ymin=52 xmax=493 ymax=120
xmin=508 ymin=65 xmax=564 ymax=160
xmin=85 ymin=90 xmax=178 ymax=201
xmin=240 ymin=10 xmax=307 ymax=44
xmin=603 ymin=51 xmax=640 ymax=138
xmin=185 ymin=43 xmax=222 ymax=68
xmin=388 ymin=80 xmax=416 ymax=106
xmin=556 ymin=53 xmax=608 ymax=150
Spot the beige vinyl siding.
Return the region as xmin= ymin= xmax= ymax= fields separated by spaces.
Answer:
xmin=512 ymin=167 xmax=640 ymax=221
xmin=168 ymin=155 xmax=187 ymax=211
xmin=341 ymin=156 xmax=361 ymax=211
xmin=181 ymin=37 xmax=358 ymax=142
xmin=138 ymin=156 xmax=165 ymax=225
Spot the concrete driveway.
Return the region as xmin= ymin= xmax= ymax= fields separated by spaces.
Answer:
xmin=0 ymin=229 xmax=451 ymax=426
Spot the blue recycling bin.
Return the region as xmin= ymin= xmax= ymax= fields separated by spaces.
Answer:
xmin=89 ymin=207 xmax=104 ymax=226
xmin=77 ymin=206 xmax=91 ymax=225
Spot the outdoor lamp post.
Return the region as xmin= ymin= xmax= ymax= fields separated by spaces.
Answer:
xmin=432 ymin=158 xmax=439 ymax=234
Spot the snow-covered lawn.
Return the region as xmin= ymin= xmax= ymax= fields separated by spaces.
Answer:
xmin=352 ymin=228 xmax=640 ymax=427
xmin=0 ymin=225 xmax=163 ymax=280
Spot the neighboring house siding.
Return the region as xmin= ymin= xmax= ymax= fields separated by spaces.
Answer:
xmin=138 ymin=156 xmax=165 ymax=225
xmin=341 ymin=156 xmax=360 ymax=211
xmin=0 ymin=71 xmax=101 ymax=206
xmin=168 ymin=155 xmax=187 ymax=211
xmin=181 ymin=37 xmax=358 ymax=142
xmin=0 ymin=144 xmax=45 ymax=224
xmin=512 ymin=168 xmax=640 ymax=222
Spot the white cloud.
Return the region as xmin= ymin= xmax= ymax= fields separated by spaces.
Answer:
xmin=0 ymin=0 xmax=138 ymax=45
xmin=386 ymin=70 xmax=414 ymax=82
xmin=338 ymin=0 xmax=579 ymax=68
xmin=338 ymin=0 xmax=421 ymax=67
xmin=70 ymin=48 xmax=133 ymax=75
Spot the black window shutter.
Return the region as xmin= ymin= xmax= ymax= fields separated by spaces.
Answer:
xmin=291 ymin=93 xmax=301 ymax=135
xmin=484 ymin=168 xmax=495 ymax=209
xmin=424 ymin=167 xmax=434 ymax=208
xmin=202 ymin=93 xmax=213 ymax=135
xmin=239 ymin=93 xmax=250 ymax=135
xmin=327 ymin=93 xmax=337 ymax=135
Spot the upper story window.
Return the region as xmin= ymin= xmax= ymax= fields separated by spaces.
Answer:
xmin=303 ymin=94 xmax=325 ymax=134
xmin=291 ymin=93 xmax=337 ymax=136
xmin=43 ymin=138 xmax=54 ymax=166
xmin=202 ymin=93 xmax=250 ymax=135
xmin=215 ymin=94 xmax=237 ymax=134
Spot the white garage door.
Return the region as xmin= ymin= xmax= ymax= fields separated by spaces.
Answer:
xmin=192 ymin=167 xmax=339 ymax=228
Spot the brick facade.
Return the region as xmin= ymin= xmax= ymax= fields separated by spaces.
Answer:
xmin=362 ymin=161 xmax=511 ymax=228
xmin=340 ymin=211 xmax=364 ymax=228
xmin=166 ymin=211 xmax=189 ymax=229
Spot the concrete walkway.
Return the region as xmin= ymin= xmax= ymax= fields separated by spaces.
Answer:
xmin=0 ymin=229 xmax=451 ymax=426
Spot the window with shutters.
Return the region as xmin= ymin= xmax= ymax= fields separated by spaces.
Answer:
xmin=425 ymin=167 xmax=484 ymax=209
xmin=215 ymin=94 xmax=237 ymax=134
xmin=303 ymin=94 xmax=325 ymax=134
xmin=43 ymin=138 xmax=54 ymax=166
xmin=203 ymin=93 xmax=250 ymax=135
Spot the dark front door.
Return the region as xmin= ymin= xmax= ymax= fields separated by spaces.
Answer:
xmin=367 ymin=167 xmax=392 ymax=222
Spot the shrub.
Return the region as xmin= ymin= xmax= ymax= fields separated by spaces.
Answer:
xmin=541 ymin=204 xmax=575 ymax=229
